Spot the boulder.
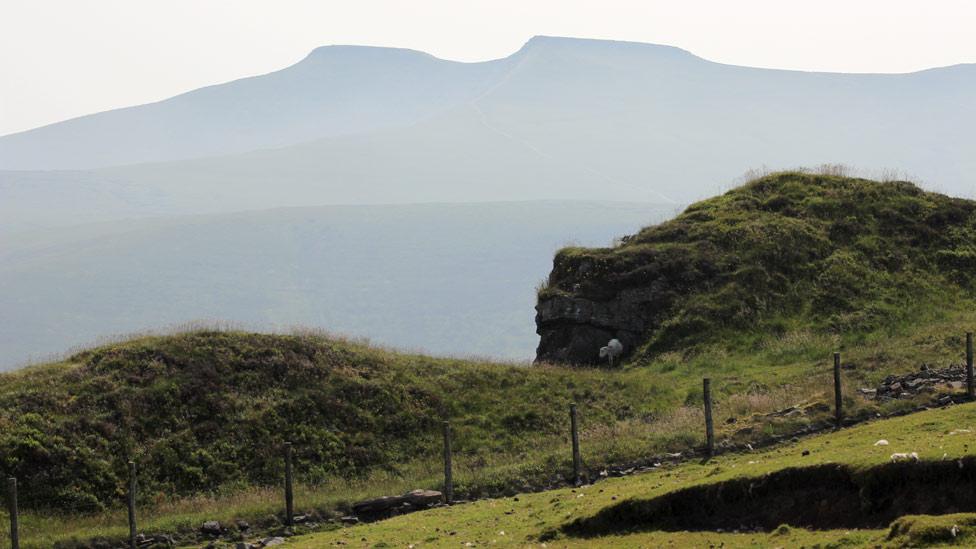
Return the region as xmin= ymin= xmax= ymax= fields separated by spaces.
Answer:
xmin=200 ymin=520 xmax=223 ymax=535
xmin=353 ymin=489 xmax=443 ymax=517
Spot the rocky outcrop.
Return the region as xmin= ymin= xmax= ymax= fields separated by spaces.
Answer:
xmin=535 ymin=173 xmax=976 ymax=366
xmin=535 ymin=293 xmax=650 ymax=365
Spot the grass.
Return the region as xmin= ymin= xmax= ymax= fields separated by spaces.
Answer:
xmin=290 ymin=400 xmax=976 ymax=548
xmin=3 ymin=300 xmax=976 ymax=546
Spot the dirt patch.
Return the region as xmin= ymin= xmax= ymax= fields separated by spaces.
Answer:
xmin=562 ymin=457 xmax=976 ymax=537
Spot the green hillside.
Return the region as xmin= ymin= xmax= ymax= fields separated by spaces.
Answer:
xmin=0 ymin=330 xmax=664 ymax=513
xmin=537 ymin=172 xmax=976 ymax=364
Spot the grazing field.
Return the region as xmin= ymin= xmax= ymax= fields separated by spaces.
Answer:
xmin=291 ymin=401 xmax=976 ymax=548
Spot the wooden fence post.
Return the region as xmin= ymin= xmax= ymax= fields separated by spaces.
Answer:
xmin=7 ymin=478 xmax=18 ymax=549
xmin=127 ymin=461 xmax=136 ymax=549
xmin=834 ymin=352 xmax=843 ymax=427
xmin=703 ymin=378 xmax=714 ymax=456
xmin=570 ymin=404 xmax=582 ymax=485
xmin=442 ymin=421 xmax=453 ymax=504
xmin=284 ymin=442 xmax=294 ymax=526
xmin=967 ymin=332 xmax=974 ymax=400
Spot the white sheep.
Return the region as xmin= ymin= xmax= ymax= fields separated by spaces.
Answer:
xmin=599 ymin=338 xmax=624 ymax=366
xmin=890 ymin=452 xmax=919 ymax=463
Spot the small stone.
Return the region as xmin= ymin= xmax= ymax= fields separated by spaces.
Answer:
xmin=200 ymin=521 xmax=222 ymax=535
xmin=262 ymin=537 xmax=286 ymax=547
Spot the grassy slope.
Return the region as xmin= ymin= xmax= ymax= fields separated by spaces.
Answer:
xmin=292 ymin=401 xmax=976 ymax=548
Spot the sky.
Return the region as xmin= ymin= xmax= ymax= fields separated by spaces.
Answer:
xmin=2 ymin=0 xmax=975 ymax=137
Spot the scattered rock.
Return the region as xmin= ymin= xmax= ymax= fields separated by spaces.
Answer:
xmin=875 ymin=439 xmax=889 ymax=446
xmin=877 ymin=366 xmax=968 ymax=399
xmin=261 ymin=537 xmax=286 ymax=547
xmin=200 ymin=521 xmax=223 ymax=536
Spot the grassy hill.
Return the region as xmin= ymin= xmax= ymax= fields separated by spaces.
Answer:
xmin=0 ymin=330 xmax=669 ymax=513
xmin=537 ymin=171 xmax=976 ymax=364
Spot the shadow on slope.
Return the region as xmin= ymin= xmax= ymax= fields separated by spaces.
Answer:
xmin=562 ymin=458 xmax=976 ymax=536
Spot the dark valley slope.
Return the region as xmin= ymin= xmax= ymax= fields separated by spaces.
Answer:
xmin=0 ymin=201 xmax=674 ymax=370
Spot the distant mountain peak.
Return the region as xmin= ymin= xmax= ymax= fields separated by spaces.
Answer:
xmin=301 ymin=43 xmax=438 ymax=64
xmin=517 ymin=34 xmax=696 ymax=58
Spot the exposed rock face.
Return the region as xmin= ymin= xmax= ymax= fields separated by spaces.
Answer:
xmin=535 ymin=293 xmax=648 ymax=365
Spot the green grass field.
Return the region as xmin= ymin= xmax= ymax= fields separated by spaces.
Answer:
xmin=291 ymin=401 xmax=976 ymax=548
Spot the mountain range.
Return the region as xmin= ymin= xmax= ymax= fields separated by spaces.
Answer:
xmin=3 ymin=36 xmax=974 ymax=233
xmin=1 ymin=35 xmax=974 ymax=368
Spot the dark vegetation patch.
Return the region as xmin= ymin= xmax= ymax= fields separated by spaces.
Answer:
xmin=538 ymin=172 xmax=976 ymax=362
xmin=562 ymin=458 xmax=976 ymax=537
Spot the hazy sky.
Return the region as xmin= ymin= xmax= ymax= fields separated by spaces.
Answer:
xmin=2 ymin=0 xmax=975 ymax=137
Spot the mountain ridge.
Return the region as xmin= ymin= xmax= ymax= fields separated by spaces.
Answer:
xmin=3 ymin=35 xmax=974 ymax=171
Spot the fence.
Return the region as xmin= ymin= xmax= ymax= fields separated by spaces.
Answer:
xmin=5 ymin=334 xmax=976 ymax=547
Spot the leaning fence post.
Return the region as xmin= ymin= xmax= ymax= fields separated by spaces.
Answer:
xmin=834 ymin=352 xmax=843 ymax=427
xmin=442 ymin=421 xmax=453 ymax=504
xmin=7 ymin=477 xmax=18 ymax=549
xmin=703 ymin=378 xmax=714 ymax=456
xmin=127 ymin=461 xmax=136 ymax=549
xmin=967 ymin=333 xmax=974 ymax=400
xmin=570 ymin=403 xmax=582 ymax=485
xmin=284 ymin=442 xmax=294 ymax=526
